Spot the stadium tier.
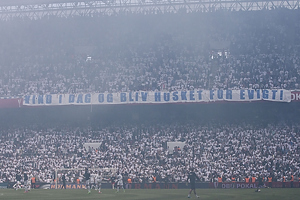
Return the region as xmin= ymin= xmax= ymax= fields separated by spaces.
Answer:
xmin=0 ymin=0 xmax=300 ymax=190
xmin=0 ymin=8 xmax=300 ymax=97
xmin=0 ymin=102 xmax=300 ymax=185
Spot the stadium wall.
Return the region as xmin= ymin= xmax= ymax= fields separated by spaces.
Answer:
xmin=0 ymin=182 xmax=8 ymax=189
xmin=4 ymin=181 xmax=300 ymax=189
xmin=46 ymin=182 xmax=300 ymax=189
xmin=0 ymin=98 xmax=22 ymax=108
xmin=208 ymin=182 xmax=300 ymax=189
xmin=7 ymin=182 xmax=49 ymax=189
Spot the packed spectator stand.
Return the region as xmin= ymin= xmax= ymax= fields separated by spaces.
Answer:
xmin=0 ymin=7 xmax=300 ymax=186
xmin=0 ymin=122 xmax=299 ymax=184
xmin=0 ymin=8 xmax=299 ymax=96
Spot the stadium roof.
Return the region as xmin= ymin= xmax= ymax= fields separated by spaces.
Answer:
xmin=0 ymin=0 xmax=299 ymax=20
xmin=0 ymin=0 xmax=89 ymax=6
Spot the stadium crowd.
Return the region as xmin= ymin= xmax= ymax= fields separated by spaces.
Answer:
xmin=0 ymin=8 xmax=299 ymax=97
xmin=0 ymin=5 xmax=299 ymax=187
xmin=0 ymin=123 xmax=299 ymax=184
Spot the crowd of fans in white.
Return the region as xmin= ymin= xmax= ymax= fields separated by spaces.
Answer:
xmin=0 ymin=9 xmax=300 ymax=97
xmin=0 ymin=8 xmax=299 ymax=185
xmin=0 ymin=123 xmax=299 ymax=184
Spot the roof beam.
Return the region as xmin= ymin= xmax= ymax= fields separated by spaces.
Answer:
xmin=0 ymin=0 xmax=299 ymax=20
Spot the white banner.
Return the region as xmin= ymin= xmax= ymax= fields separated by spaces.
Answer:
xmin=23 ymin=89 xmax=291 ymax=106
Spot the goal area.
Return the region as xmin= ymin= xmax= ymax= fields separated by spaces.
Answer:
xmin=54 ymin=167 xmax=117 ymax=189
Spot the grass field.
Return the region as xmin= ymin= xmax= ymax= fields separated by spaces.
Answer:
xmin=1 ymin=188 xmax=300 ymax=200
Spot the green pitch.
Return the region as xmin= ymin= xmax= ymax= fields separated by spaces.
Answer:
xmin=0 ymin=188 xmax=299 ymax=200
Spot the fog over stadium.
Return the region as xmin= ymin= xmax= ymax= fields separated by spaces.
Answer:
xmin=0 ymin=0 xmax=300 ymax=198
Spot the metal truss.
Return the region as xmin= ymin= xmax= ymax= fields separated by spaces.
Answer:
xmin=0 ymin=0 xmax=299 ymax=20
